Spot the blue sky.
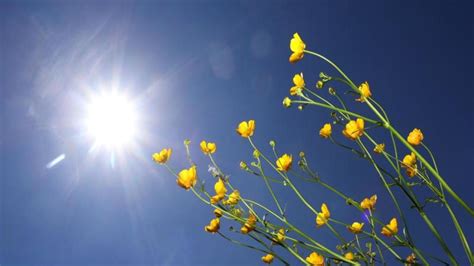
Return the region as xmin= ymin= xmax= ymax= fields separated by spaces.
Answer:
xmin=1 ymin=1 xmax=473 ymax=265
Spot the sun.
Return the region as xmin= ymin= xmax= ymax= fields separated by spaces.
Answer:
xmin=85 ymin=91 xmax=138 ymax=150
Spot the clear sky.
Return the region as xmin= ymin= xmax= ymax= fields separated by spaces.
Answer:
xmin=1 ymin=0 xmax=473 ymax=265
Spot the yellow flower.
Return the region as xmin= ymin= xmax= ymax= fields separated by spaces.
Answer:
xmin=306 ymin=252 xmax=325 ymax=266
xmin=344 ymin=252 xmax=355 ymax=261
xmin=200 ymin=140 xmax=216 ymax=154
xmin=214 ymin=208 xmax=223 ymax=218
xmin=273 ymin=228 xmax=286 ymax=243
xmin=405 ymin=253 xmax=416 ymax=265
xmin=381 ymin=218 xmax=398 ymax=237
xmin=223 ymin=190 xmax=240 ymax=205
xmin=402 ymin=152 xmax=417 ymax=177
xmin=283 ymin=97 xmax=292 ymax=108
xmin=407 ymin=128 xmax=424 ymax=146
xmin=342 ymin=118 xmax=365 ymax=140
xmin=290 ymin=73 xmax=305 ymax=96
xmin=276 ymin=154 xmax=292 ymax=172
xmin=177 ymin=166 xmax=197 ymax=190
xmin=236 ymin=120 xmax=255 ymax=138
xmin=360 ymin=195 xmax=377 ymax=210
xmin=261 ymin=254 xmax=274 ymax=264
xmin=204 ymin=217 xmax=220 ymax=233
xmin=210 ymin=178 xmax=227 ymax=204
xmin=347 ymin=222 xmax=364 ymax=234
xmin=316 ymin=203 xmax=330 ymax=227
xmin=319 ymin=123 xmax=332 ymax=138
xmin=374 ymin=143 xmax=385 ymax=154
xmin=356 ymin=81 xmax=372 ymax=102
xmin=152 ymin=148 xmax=172 ymax=164
xmin=239 ymin=161 xmax=248 ymax=170
xmin=241 ymin=213 xmax=257 ymax=234
xmin=289 ymin=33 xmax=306 ymax=63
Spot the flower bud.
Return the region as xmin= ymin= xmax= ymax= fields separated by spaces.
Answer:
xmin=269 ymin=140 xmax=276 ymax=147
xmin=282 ymin=97 xmax=292 ymax=108
xmin=316 ymin=80 xmax=324 ymax=89
xmin=253 ymin=149 xmax=260 ymax=158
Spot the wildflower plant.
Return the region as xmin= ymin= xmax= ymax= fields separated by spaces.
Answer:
xmin=153 ymin=33 xmax=473 ymax=265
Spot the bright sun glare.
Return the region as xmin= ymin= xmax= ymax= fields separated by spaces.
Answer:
xmin=86 ymin=92 xmax=138 ymax=149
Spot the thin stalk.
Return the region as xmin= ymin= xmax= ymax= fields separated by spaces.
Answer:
xmin=305 ymin=49 xmax=473 ymax=216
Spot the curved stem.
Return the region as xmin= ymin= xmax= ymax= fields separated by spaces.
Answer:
xmin=305 ymin=49 xmax=473 ymax=216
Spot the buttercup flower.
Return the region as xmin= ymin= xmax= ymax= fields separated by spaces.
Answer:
xmin=319 ymin=123 xmax=332 ymax=138
xmin=406 ymin=253 xmax=416 ymax=265
xmin=316 ymin=203 xmax=330 ymax=227
xmin=344 ymin=252 xmax=355 ymax=261
xmin=290 ymin=73 xmax=305 ymax=96
xmin=261 ymin=254 xmax=274 ymax=264
xmin=342 ymin=118 xmax=365 ymax=140
xmin=200 ymin=141 xmax=216 ymax=154
xmin=236 ymin=120 xmax=255 ymax=138
xmin=214 ymin=208 xmax=223 ymax=218
xmin=356 ymin=81 xmax=372 ymax=102
xmin=241 ymin=213 xmax=257 ymax=234
xmin=381 ymin=218 xmax=398 ymax=237
xmin=276 ymin=154 xmax=292 ymax=172
xmin=273 ymin=228 xmax=286 ymax=243
xmin=204 ymin=218 xmax=220 ymax=233
xmin=223 ymin=190 xmax=240 ymax=205
xmin=289 ymin=33 xmax=306 ymax=63
xmin=152 ymin=148 xmax=172 ymax=164
xmin=347 ymin=222 xmax=364 ymax=234
xmin=374 ymin=143 xmax=385 ymax=154
xmin=306 ymin=252 xmax=325 ymax=266
xmin=360 ymin=195 xmax=377 ymax=210
xmin=283 ymin=97 xmax=292 ymax=108
xmin=210 ymin=178 xmax=227 ymax=204
xmin=407 ymin=128 xmax=424 ymax=146
xmin=402 ymin=152 xmax=417 ymax=177
xmin=177 ymin=166 xmax=197 ymax=190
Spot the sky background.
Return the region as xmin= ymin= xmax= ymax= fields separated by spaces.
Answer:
xmin=1 ymin=0 xmax=473 ymax=265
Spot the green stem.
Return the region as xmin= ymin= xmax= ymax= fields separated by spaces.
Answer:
xmin=305 ymin=49 xmax=473 ymax=216
xmin=293 ymin=98 xmax=379 ymax=125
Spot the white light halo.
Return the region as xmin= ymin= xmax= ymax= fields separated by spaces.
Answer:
xmin=85 ymin=91 xmax=138 ymax=150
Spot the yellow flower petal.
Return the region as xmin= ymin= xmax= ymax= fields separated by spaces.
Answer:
xmin=360 ymin=194 xmax=377 ymax=210
xmin=177 ymin=166 xmax=197 ymax=190
xmin=342 ymin=118 xmax=365 ymax=140
xmin=152 ymin=148 xmax=172 ymax=164
xmin=407 ymin=128 xmax=424 ymax=146
xmin=381 ymin=218 xmax=398 ymax=237
xmin=373 ymin=143 xmax=385 ymax=154
xmin=236 ymin=120 xmax=255 ymax=138
xmin=276 ymin=154 xmax=292 ymax=172
xmin=348 ymin=222 xmax=364 ymax=234
xmin=319 ymin=123 xmax=332 ymax=138
xmin=204 ymin=218 xmax=220 ymax=233
xmin=356 ymin=81 xmax=372 ymax=102
xmin=316 ymin=203 xmax=330 ymax=227
xmin=344 ymin=252 xmax=355 ymax=261
xmin=241 ymin=213 xmax=256 ymax=234
xmin=289 ymin=33 xmax=306 ymax=64
xmin=306 ymin=252 xmax=324 ymax=266
xmin=261 ymin=254 xmax=274 ymax=264
xmin=200 ymin=140 xmax=217 ymax=154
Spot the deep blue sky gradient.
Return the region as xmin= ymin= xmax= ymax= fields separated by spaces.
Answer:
xmin=1 ymin=1 xmax=473 ymax=265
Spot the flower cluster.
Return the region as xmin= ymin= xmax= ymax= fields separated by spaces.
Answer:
xmin=148 ymin=32 xmax=470 ymax=266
